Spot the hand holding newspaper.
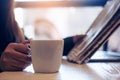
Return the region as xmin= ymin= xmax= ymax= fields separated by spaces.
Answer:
xmin=67 ymin=0 xmax=120 ymax=64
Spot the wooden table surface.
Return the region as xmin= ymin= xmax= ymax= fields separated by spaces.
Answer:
xmin=0 ymin=51 xmax=120 ymax=80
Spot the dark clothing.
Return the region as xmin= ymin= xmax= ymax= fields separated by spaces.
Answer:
xmin=0 ymin=37 xmax=74 ymax=56
xmin=63 ymin=37 xmax=74 ymax=56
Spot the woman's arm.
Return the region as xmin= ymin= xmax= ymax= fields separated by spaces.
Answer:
xmin=0 ymin=51 xmax=3 ymax=72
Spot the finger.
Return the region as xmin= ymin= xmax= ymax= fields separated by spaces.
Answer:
xmin=22 ymin=38 xmax=33 ymax=45
xmin=73 ymin=35 xmax=84 ymax=43
xmin=75 ymin=35 xmax=87 ymax=39
xmin=22 ymin=40 xmax=30 ymax=44
xmin=11 ymin=51 xmax=31 ymax=69
xmin=13 ymin=50 xmax=31 ymax=62
xmin=13 ymin=43 xmax=31 ymax=55
xmin=22 ymin=40 xmax=31 ymax=51
xmin=10 ymin=57 xmax=31 ymax=71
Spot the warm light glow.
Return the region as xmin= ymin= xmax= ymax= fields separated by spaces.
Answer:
xmin=14 ymin=8 xmax=24 ymax=28
xmin=15 ymin=0 xmax=64 ymax=2
xmin=14 ymin=6 xmax=103 ymax=39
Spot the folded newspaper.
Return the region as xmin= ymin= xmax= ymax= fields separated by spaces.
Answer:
xmin=67 ymin=0 xmax=120 ymax=64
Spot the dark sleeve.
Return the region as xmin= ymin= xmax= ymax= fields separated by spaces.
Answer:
xmin=0 ymin=51 xmax=3 ymax=72
xmin=63 ymin=36 xmax=75 ymax=56
xmin=0 ymin=66 xmax=2 ymax=72
xmin=0 ymin=50 xmax=3 ymax=58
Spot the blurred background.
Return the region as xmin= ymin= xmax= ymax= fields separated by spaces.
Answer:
xmin=14 ymin=0 xmax=107 ymax=40
xmin=14 ymin=0 xmax=120 ymax=53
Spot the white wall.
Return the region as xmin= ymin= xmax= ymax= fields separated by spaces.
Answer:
xmin=15 ymin=7 xmax=103 ymax=39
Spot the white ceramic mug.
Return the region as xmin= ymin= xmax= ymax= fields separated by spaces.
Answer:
xmin=30 ymin=40 xmax=64 ymax=73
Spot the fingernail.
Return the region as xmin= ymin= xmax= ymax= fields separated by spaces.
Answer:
xmin=26 ymin=44 xmax=31 ymax=56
